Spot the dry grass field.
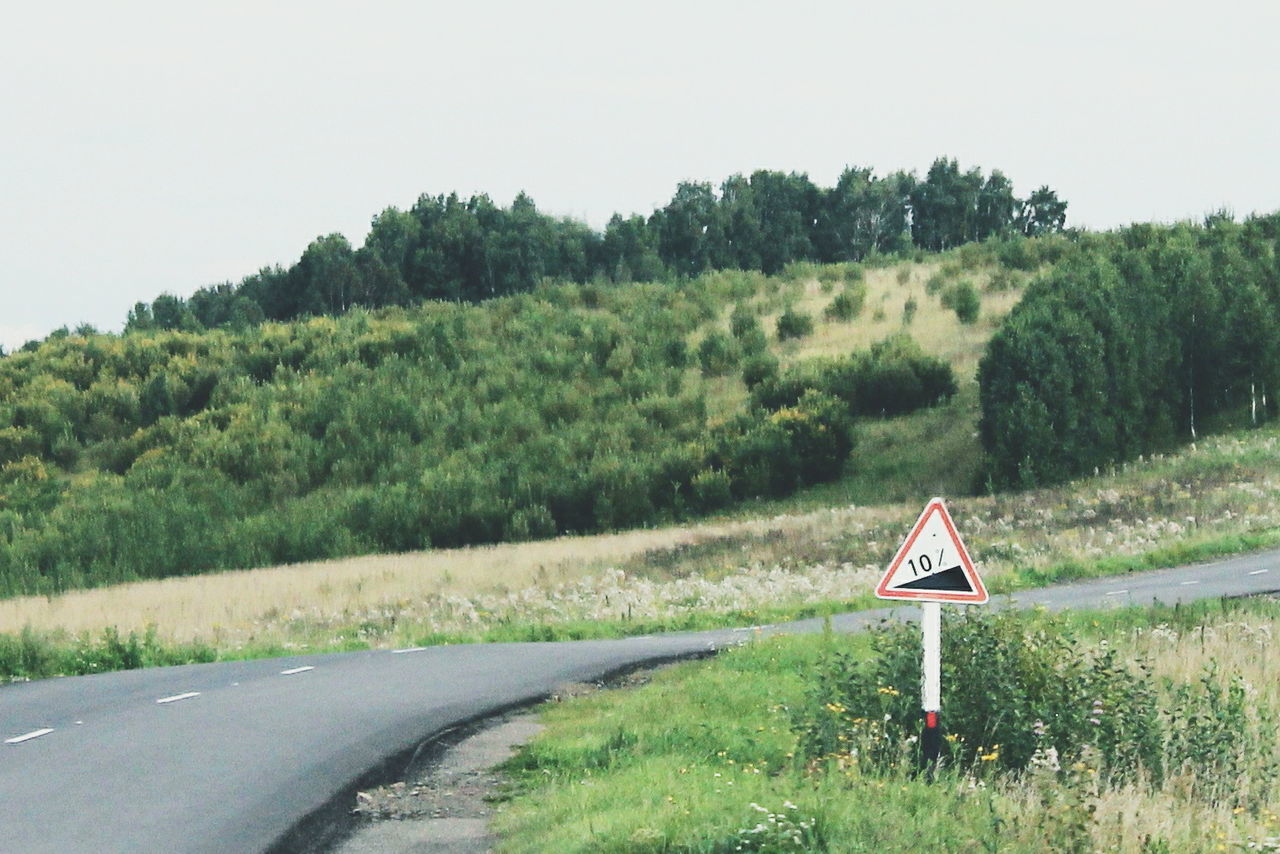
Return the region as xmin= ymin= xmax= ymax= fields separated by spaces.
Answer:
xmin=766 ymin=262 xmax=1023 ymax=379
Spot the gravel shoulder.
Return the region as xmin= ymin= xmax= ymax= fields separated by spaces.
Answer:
xmin=331 ymin=676 xmax=652 ymax=854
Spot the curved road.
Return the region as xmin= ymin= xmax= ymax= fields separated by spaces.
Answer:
xmin=2 ymin=549 xmax=1278 ymax=853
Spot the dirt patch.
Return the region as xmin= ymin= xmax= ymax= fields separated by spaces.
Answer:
xmin=333 ymin=668 xmax=667 ymax=853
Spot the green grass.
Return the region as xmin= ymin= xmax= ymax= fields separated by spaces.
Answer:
xmin=729 ymin=382 xmax=984 ymax=516
xmin=494 ymin=598 xmax=1280 ymax=853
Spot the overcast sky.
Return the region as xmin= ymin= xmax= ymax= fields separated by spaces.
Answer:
xmin=3 ymin=1 xmax=1277 ymax=350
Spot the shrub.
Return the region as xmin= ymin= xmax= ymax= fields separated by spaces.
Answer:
xmin=729 ymin=303 xmax=759 ymax=339
xmin=996 ymin=236 xmax=1038 ymax=270
xmin=776 ymin=308 xmax=814 ymax=341
xmin=823 ymin=283 xmax=866 ymax=321
xmin=941 ymin=280 xmax=981 ymax=323
xmin=817 ymin=266 xmax=844 ymax=287
xmin=750 ymin=334 xmax=955 ymax=419
xmin=689 ymin=468 xmax=732 ymax=513
xmin=741 ymin=352 xmax=779 ymax=390
xmin=797 ymin=610 xmax=1164 ymax=780
xmin=986 ymin=268 xmax=1023 ymax=292
xmin=713 ymin=390 xmax=853 ymax=499
xmin=902 ymin=297 xmax=917 ymax=325
xmin=698 ymin=331 xmax=740 ymax=376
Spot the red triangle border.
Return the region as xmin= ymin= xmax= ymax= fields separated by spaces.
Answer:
xmin=875 ymin=498 xmax=988 ymax=603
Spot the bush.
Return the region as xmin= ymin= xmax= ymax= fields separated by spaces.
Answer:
xmin=797 ymin=610 xmax=1164 ymax=780
xmin=741 ymin=352 xmax=779 ymax=390
xmin=714 ymin=390 xmax=853 ymax=499
xmin=941 ymin=280 xmax=980 ymax=323
xmin=698 ymin=331 xmax=740 ymax=376
xmin=689 ymin=468 xmax=732 ymax=513
xmin=822 ymin=283 xmax=866 ymax=321
xmin=729 ymin=304 xmax=759 ymax=339
xmin=775 ymin=308 xmax=814 ymax=341
xmin=750 ymin=334 xmax=955 ymax=419
xmin=986 ymin=268 xmax=1023 ymax=292
xmin=902 ymin=297 xmax=917 ymax=325
xmin=796 ymin=608 xmax=1280 ymax=805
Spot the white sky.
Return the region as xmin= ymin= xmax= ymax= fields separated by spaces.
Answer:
xmin=2 ymin=1 xmax=1277 ymax=350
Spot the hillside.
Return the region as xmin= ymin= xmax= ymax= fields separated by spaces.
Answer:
xmin=0 ymin=249 xmax=1031 ymax=597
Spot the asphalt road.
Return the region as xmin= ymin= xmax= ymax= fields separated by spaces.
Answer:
xmin=2 ymin=548 xmax=1278 ymax=854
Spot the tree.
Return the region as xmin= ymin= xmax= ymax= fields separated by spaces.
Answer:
xmin=290 ymin=234 xmax=363 ymax=316
xmin=748 ymin=170 xmax=819 ymax=274
xmin=599 ymin=214 xmax=664 ymax=282
xmin=719 ymin=174 xmax=763 ymax=270
xmin=654 ymin=182 xmax=729 ymax=277
xmin=1019 ymin=186 xmax=1068 ymax=236
xmin=151 ymin=294 xmax=200 ymax=331
xmin=976 ymin=170 xmax=1019 ymax=238
xmin=910 ymin=158 xmax=983 ymax=251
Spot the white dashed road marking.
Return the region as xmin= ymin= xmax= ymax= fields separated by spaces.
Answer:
xmin=6 ymin=728 xmax=54 ymax=744
xmin=280 ymin=666 xmax=314 ymax=676
xmin=391 ymin=647 xmax=430 ymax=654
xmin=1180 ymin=580 xmax=1200 ymax=586
xmin=156 ymin=692 xmax=200 ymax=705
xmin=1105 ymin=589 xmax=1129 ymax=596
xmin=1249 ymin=569 xmax=1270 ymax=576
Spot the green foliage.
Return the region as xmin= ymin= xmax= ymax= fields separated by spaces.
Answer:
xmin=986 ymin=267 xmax=1024 ymax=292
xmin=111 ymin=161 xmax=1062 ymax=340
xmin=698 ymin=331 xmax=740 ymax=376
xmin=712 ymin=391 xmax=854 ymax=499
xmin=751 ymin=334 xmax=955 ymax=420
xmin=740 ymin=352 xmax=779 ymax=390
xmin=775 ymin=308 xmax=814 ymax=341
xmin=0 ymin=625 xmax=215 ymax=681
xmin=0 ymin=279 xmax=874 ymax=594
xmin=901 ymin=297 xmax=917 ymax=325
xmin=940 ymin=280 xmax=981 ymax=323
xmin=795 ymin=609 xmax=1275 ymax=800
xmin=822 ymin=282 xmax=866 ymax=321
xmin=979 ymin=214 xmax=1280 ymax=489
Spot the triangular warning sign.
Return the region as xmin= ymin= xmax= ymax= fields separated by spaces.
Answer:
xmin=875 ymin=498 xmax=988 ymax=603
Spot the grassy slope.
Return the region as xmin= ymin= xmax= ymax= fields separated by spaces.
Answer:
xmin=494 ymin=598 xmax=1280 ymax=853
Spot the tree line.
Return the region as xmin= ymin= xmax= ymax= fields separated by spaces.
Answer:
xmin=119 ymin=159 xmax=1066 ymax=334
xmin=978 ymin=212 xmax=1280 ymax=489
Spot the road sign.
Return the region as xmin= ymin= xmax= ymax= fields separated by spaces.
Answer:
xmin=875 ymin=497 xmax=987 ymax=604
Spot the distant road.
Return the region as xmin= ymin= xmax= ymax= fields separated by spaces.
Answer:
xmin=2 ymin=549 xmax=1277 ymax=853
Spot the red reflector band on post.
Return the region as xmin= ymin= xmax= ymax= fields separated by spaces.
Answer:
xmin=925 ymin=711 xmax=938 ymax=728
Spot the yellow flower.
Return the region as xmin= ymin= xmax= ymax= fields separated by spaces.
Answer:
xmin=979 ymin=751 xmax=999 ymax=762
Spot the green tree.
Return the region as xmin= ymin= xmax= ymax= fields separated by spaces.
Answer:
xmin=1019 ymin=186 xmax=1069 ymax=236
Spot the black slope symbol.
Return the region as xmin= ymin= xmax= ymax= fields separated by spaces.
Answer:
xmin=896 ymin=565 xmax=974 ymax=592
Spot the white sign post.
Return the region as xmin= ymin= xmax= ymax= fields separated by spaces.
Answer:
xmin=875 ymin=497 xmax=987 ymax=771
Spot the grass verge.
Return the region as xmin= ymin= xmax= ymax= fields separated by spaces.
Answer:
xmin=492 ymin=597 xmax=1280 ymax=853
